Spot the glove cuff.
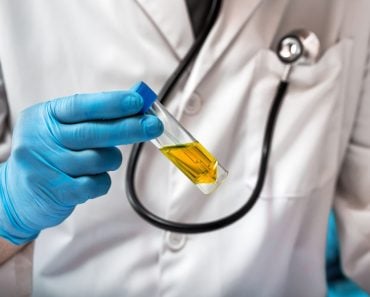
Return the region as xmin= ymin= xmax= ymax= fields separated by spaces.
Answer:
xmin=0 ymin=162 xmax=40 ymax=245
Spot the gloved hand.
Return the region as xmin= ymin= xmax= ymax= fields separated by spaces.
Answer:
xmin=326 ymin=211 xmax=368 ymax=297
xmin=0 ymin=89 xmax=163 ymax=245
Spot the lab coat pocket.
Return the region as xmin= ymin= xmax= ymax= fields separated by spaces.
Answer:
xmin=246 ymin=39 xmax=353 ymax=199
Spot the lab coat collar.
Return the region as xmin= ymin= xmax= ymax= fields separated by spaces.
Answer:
xmin=182 ymin=0 xmax=267 ymax=96
xmin=134 ymin=0 xmax=194 ymax=60
xmin=135 ymin=0 xmax=267 ymax=95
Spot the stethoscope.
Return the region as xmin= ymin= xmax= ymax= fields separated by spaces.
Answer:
xmin=126 ymin=0 xmax=320 ymax=234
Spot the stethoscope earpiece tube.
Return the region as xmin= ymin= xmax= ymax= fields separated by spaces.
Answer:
xmin=125 ymin=0 xmax=224 ymax=233
xmin=126 ymin=7 xmax=320 ymax=233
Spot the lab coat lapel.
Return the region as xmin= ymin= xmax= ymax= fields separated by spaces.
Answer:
xmin=134 ymin=0 xmax=194 ymax=60
xmin=183 ymin=0 xmax=267 ymax=95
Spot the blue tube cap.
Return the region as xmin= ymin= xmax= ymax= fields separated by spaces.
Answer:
xmin=131 ymin=81 xmax=158 ymax=114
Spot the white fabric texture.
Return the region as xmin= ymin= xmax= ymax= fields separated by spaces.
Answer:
xmin=0 ymin=0 xmax=369 ymax=296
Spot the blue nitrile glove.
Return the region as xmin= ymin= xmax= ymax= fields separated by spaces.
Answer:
xmin=326 ymin=212 xmax=341 ymax=281
xmin=326 ymin=211 xmax=369 ymax=297
xmin=0 ymin=89 xmax=163 ymax=245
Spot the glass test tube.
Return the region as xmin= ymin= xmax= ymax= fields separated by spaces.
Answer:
xmin=133 ymin=82 xmax=228 ymax=195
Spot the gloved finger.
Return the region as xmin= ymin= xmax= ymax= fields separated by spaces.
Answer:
xmin=55 ymin=115 xmax=163 ymax=150
xmin=49 ymin=91 xmax=144 ymax=124
xmin=66 ymin=173 xmax=112 ymax=205
xmin=53 ymin=147 xmax=123 ymax=177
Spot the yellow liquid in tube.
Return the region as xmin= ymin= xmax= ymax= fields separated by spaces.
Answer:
xmin=160 ymin=141 xmax=218 ymax=184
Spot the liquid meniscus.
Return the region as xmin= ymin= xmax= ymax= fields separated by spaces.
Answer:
xmin=160 ymin=141 xmax=218 ymax=184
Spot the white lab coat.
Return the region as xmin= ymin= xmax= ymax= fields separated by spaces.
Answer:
xmin=0 ymin=0 xmax=369 ymax=296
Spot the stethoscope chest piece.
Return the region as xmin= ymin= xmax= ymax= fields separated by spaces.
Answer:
xmin=277 ymin=29 xmax=320 ymax=65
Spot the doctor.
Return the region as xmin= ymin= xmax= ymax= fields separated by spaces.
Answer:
xmin=0 ymin=0 xmax=369 ymax=296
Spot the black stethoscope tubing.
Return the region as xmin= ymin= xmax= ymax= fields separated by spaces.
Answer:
xmin=125 ymin=0 xmax=289 ymax=233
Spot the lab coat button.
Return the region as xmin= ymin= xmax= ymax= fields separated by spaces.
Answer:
xmin=184 ymin=93 xmax=202 ymax=115
xmin=166 ymin=232 xmax=186 ymax=251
